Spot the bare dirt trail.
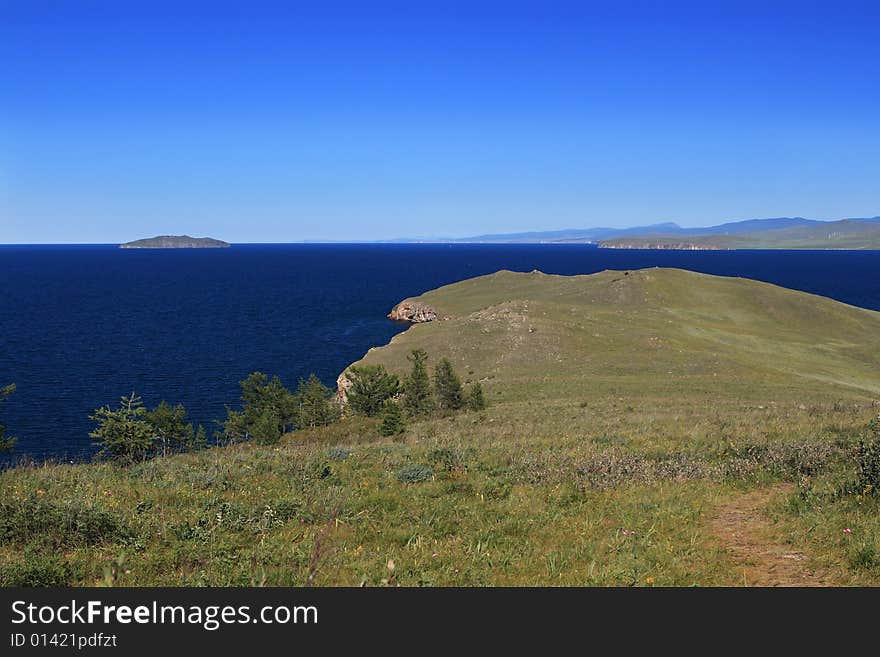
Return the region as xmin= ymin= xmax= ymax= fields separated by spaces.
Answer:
xmin=711 ymin=484 xmax=837 ymax=586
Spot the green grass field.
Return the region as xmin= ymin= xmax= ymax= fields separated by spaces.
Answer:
xmin=2 ymin=268 xmax=879 ymax=586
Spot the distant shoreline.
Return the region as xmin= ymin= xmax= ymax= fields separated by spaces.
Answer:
xmin=1 ymin=242 xmax=880 ymax=251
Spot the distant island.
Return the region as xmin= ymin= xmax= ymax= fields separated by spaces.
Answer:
xmin=119 ymin=235 xmax=231 ymax=249
xmin=386 ymin=216 xmax=880 ymax=249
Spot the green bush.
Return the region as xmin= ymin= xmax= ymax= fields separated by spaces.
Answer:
xmin=427 ymin=447 xmax=475 ymax=472
xmin=466 ymin=382 xmax=486 ymax=411
xmin=0 ymin=498 xmax=129 ymax=548
xmin=849 ymin=541 xmax=879 ymax=572
xmin=395 ymin=463 xmax=434 ymax=484
xmin=0 ymin=554 xmax=74 ymax=587
xmin=857 ymin=420 xmax=880 ymax=494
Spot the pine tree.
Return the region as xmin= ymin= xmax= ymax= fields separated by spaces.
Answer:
xmin=434 ymin=358 xmax=464 ymax=410
xmin=146 ymin=401 xmax=195 ymax=455
xmin=467 ymin=382 xmax=486 ymax=411
xmin=218 ymin=372 xmax=298 ymax=444
xmin=378 ymin=400 xmax=406 ymax=436
xmin=0 ymin=383 xmax=16 ymax=453
xmin=192 ymin=424 xmax=208 ymax=450
xmin=89 ymin=392 xmax=157 ymax=463
xmin=346 ymin=365 xmax=400 ymax=417
xmin=294 ymin=374 xmax=340 ymax=428
xmin=249 ymin=407 xmax=283 ymax=445
xmin=239 ymin=372 xmax=298 ymax=433
xmin=402 ymin=349 xmax=434 ymax=417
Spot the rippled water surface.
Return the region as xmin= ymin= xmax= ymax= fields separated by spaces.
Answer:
xmin=1 ymin=244 xmax=878 ymax=461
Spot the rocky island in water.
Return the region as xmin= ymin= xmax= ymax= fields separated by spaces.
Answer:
xmin=120 ymin=235 xmax=231 ymax=249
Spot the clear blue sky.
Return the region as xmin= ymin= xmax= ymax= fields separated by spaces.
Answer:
xmin=1 ymin=0 xmax=878 ymax=243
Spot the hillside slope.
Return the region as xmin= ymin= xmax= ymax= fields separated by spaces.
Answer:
xmin=354 ymin=268 xmax=880 ymax=405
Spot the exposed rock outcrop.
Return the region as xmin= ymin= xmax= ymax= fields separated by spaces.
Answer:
xmin=336 ymin=371 xmax=353 ymax=405
xmin=388 ymin=301 xmax=437 ymax=323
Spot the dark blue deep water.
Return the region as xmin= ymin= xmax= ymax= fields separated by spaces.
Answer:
xmin=2 ymin=244 xmax=879 ymax=462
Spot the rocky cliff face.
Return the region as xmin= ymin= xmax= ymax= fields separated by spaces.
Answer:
xmin=336 ymin=371 xmax=352 ymax=405
xmin=336 ymin=300 xmax=438 ymax=402
xmin=388 ymin=301 xmax=437 ymax=323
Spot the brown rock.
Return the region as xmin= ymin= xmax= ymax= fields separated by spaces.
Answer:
xmin=336 ymin=371 xmax=352 ymax=405
xmin=388 ymin=301 xmax=437 ymax=323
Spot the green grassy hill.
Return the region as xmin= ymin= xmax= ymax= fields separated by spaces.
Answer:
xmin=2 ymin=269 xmax=879 ymax=586
xmin=365 ymin=268 xmax=880 ymax=406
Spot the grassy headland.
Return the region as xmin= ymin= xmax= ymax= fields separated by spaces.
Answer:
xmin=2 ymin=268 xmax=879 ymax=586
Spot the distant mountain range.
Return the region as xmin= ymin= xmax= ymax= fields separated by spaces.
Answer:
xmin=392 ymin=217 xmax=880 ymax=249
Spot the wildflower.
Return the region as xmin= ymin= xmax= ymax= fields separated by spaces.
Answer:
xmin=843 ymin=528 xmax=852 ymax=535
xmin=432 ymin=552 xmax=439 ymax=558
xmin=645 ymin=576 xmax=655 ymax=585
xmin=621 ymin=530 xmax=628 ymax=535
xmin=454 ymin=568 xmax=460 ymax=573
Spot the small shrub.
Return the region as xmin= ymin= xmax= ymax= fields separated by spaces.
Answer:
xmin=0 ymin=554 xmax=74 ymax=587
xmin=443 ymin=481 xmax=475 ymax=495
xmin=326 ymin=446 xmax=351 ymax=461
xmin=482 ymin=480 xmax=512 ymax=500
xmin=305 ymin=460 xmax=332 ymax=482
xmin=0 ymin=498 xmax=129 ymax=548
xmin=395 ymin=463 xmax=434 ymax=484
xmin=849 ymin=541 xmax=879 ymax=572
xmin=466 ymin=382 xmax=487 ymax=411
xmin=857 ymin=421 xmax=880 ymax=493
xmin=273 ymin=498 xmax=303 ymax=522
xmin=427 ymin=447 xmax=475 ymax=472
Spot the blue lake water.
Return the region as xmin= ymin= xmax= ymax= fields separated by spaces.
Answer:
xmin=1 ymin=243 xmax=879 ymax=462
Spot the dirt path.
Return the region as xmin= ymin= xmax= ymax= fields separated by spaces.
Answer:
xmin=711 ymin=484 xmax=836 ymax=586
